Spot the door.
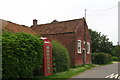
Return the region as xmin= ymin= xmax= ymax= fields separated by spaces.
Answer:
xmin=82 ymin=49 xmax=86 ymax=64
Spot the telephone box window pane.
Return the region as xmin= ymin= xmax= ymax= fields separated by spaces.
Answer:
xmin=46 ymin=46 xmax=50 ymax=49
xmin=48 ymin=70 xmax=51 ymax=73
xmin=47 ymin=57 xmax=50 ymax=59
xmin=47 ymin=60 xmax=50 ymax=62
xmin=46 ymin=50 xmax=50 ymax=53
xmin=47 ymin=53 xmax=50 ymax=56
xmin=47 ymin=60 xmax=50 ymax=63
xmin=47 ymin=67 xmax=50 ymax=70
xmin=47 ymin=63 xmax=50 ymax=66
xmin=47 ymin=67 xmax=50 ymax=73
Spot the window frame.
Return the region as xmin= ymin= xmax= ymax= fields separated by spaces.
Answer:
xmin=87 ymin=42 xmax=90 ymax=54
xmin=77 ymin=40 xmax=81 ymax=53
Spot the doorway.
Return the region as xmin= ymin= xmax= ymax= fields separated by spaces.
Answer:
xmin=82 ymin=49 xmax=86 ymax=64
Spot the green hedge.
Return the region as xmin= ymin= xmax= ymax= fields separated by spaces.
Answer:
xmin=2 ymin=32 xmax=43 ymax=78
xmin=112 ymin=56 xmax=120 ymax=61
xmin=92 ymin=53 xmax=112 ymax=64
xmin=52 ymin=40 xmax=70 ymax=73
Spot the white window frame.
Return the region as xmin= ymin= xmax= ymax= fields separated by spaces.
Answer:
xmin=77 ymin=40 xmax=81 ymax=53
xmin=87 ymin=42 xmax=90 ymax=54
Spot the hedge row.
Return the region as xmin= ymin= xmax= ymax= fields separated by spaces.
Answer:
xmin=92 ymin=53 xmax=112 ymax=64
xmin=52 ymin=40 xmax=70 ymax=73
xmin=2 ymin=32 xmax=43 ymax=78
xmin=112 ymin=56 xmax=120 ymax=61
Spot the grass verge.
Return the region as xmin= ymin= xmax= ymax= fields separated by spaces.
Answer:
xmin=112 ymin=61 xmax=120 ymax=62
xmin=98 ymin=61 xmax=113 ymax=65
xmin=35 ymin=64 xmax=96 ymax=80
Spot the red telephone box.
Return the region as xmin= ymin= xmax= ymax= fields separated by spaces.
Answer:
xmin=41 ymin=37 xmax=53 ymax=76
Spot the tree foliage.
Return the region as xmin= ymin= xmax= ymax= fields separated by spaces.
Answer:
xmin=89 ymin=29 xmax=113 ymax=54
xmin=112 ymin=45 xmax=120 ymax=57
xmin=2 ymin=32 xmax=43 ymax=78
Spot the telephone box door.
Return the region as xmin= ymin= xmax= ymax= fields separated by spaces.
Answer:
xmin=43 ymin=40 xmax=53 ymax=76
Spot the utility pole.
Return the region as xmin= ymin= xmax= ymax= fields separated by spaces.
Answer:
xmin=83 ymin=9 xmax=87 ymax=65
xmin=117 ymin=42 xmax=119 ymax=46
xmin=118 ymin=1 xmax=120 ymax=46
xmin=85 ymin=9 xmax=87 ymax=19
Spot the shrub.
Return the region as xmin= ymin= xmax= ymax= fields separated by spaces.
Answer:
xmin=52 ymin=40 xmax=70 ymax=73
xmin=2 ymin=32 xmax=43 ymax=78
xmin=92 ymin=53 xmax=112 ymax=64
xmin=112 ymin=56 xmax=120 ymax=61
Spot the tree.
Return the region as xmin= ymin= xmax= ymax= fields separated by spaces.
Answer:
xmin=89 ymin=29 xmax=113 ymax=54
xmin=112 ymin=45 xmax=120 ymax=57
xmin=99 ymin=35 xmax=113 ymax=53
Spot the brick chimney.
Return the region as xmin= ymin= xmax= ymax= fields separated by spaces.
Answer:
xmin=33 ymin=19 xmax=37 ymax=27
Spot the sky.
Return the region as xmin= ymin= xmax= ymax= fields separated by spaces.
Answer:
xmin=0 ymin=0 xmax=119 ymax=45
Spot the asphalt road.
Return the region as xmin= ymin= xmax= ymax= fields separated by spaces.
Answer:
xmin=69 ymin=62 xmax=119 ymax=80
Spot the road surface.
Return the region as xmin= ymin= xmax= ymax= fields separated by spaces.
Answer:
xmin=69 ymin=62 xmax=119 ymax=80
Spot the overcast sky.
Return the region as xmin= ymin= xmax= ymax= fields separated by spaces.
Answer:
xmin=0 ymin=0 xmax=119 ymax=45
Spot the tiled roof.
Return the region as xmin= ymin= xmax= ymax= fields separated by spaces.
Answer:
xmin=1 ymin=19 xmax=37 ymax=35
xmin=31 ymin=18 xmax=84 ymax=34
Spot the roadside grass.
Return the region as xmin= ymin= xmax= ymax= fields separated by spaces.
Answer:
xmin=112 ymin=61 xmax=120 ymax=62
xmin=99 ymin=61 xmax=113 ymax=66
xmin=97 ymin=61 xmax=119 ymax=66
xmin=35 ymin=64 xmax=96 ymax=80
xmin=34 ymin=62 xmax=117 ymax=80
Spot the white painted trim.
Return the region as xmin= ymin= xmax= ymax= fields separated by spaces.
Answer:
xmin=44 ymin=41 xmax=50 ymax=43
xmin=40 ymin=37 xmax=47 ymax=40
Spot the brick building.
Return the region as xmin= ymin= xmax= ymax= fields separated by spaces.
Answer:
xmin=1 ymin=18 xmax=92 ymax=67
xmin=31 ymin=18 xmax=92 ymax=66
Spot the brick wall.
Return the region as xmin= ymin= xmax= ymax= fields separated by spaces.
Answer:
xmin=74 ymin=20 xmax=91 ymax=66
xmin=42 ymin=33 xmax=76 ymax=67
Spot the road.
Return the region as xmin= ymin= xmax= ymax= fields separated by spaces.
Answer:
xmin=69 ymin=62 xmax=119 ymax=80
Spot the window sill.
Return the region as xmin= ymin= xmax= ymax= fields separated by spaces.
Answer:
xmin=87 ymin=52 xmax=90 ymax=54
xmin=78 ymin=52 xmax=82 ymax=54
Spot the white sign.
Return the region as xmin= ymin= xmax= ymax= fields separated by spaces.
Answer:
xmin=44 ymin=41 xmax=50 ymax=43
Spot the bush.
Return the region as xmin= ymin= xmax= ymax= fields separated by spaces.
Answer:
xmin=92 ymin=53 xmax=112 ymax=64
xmin=2 ymin=32 xmax=43 ymax=78
xmin=112 ymin=56 xmax=120 ymax=61
xmin=52 ymin=40 xmax=70 ymax=73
